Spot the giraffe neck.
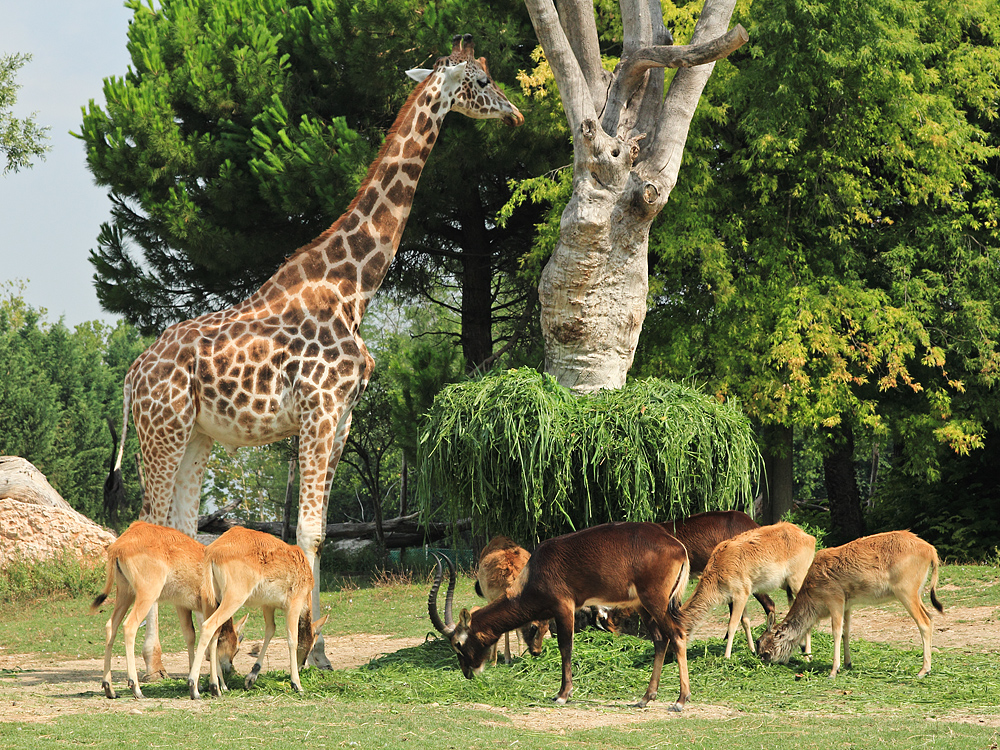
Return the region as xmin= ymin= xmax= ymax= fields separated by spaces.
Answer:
xmin=256 ymin=76 xmax=452 ymax=324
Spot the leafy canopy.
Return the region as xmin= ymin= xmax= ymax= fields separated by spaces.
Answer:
xmin=635 ymin=0 xmax=1000 ymax=479
xmin=0 ymin=53 xmax=49 ymax=174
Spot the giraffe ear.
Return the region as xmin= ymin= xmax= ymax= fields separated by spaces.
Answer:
xmin=406 ymin=68 xmax=433 ymax=82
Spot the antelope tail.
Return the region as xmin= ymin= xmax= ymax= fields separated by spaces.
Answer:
xmin=928 ymin=550 xmax=944 ymax=614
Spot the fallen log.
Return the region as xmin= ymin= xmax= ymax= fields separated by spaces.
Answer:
xmin=198 ymin=510 xmax=471 ymax=548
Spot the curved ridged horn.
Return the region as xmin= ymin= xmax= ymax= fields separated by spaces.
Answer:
xmin=442 ymin=554 xmax=456 ymax=628
xmin=428 ymin=553 xmax=457 ymax=635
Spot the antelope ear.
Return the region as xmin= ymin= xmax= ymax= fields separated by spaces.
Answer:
xmin=313 ymin=614 xmax=329 ymax=634
xmin=235 ymin=613 xmax=250 ymax=641
xmin=406 ymin=68 xmax=433 ymax=82
xmin=459 ymin=608 xmax=473 ymax=627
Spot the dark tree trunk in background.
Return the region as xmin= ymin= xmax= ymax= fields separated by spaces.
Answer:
xmin=460 ymin=194 xmax=494 ymax=374
xmin=757 ymin=425 xmax=793 ymax=524
xmin=823 ymin=421 xmax=866 ymax=543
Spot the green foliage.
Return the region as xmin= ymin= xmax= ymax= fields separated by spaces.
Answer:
xmin=0 ymin=283 xmax=149 ymax=525
xmin=780 ymin=509 xmax=829 ymax=550
xmin=0 ymin=551 xmax=104 ymax=604
xmin=201 ymin=441 xmax=295 ymax=521
xmin=0 ymin=53 xmax=49 ymax=174
xmin=417 ymin=368 xmax=760 ymax=541
xmin=868 ymin=432 xmax=1000 ymax=561
xmin=636 ymin=0 xmax=1000 ymax=484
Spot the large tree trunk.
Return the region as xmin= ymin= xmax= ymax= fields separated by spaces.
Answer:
xmin=823 ymin=421 xmax=866 ymax=543
xmin=757 ymin=425 xmax=794 ymax=524
xmin=526 ymin=0 xmax=748 ymax=391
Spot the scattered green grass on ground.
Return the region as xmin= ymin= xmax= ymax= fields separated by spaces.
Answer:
xmin=1 ymin=560 xmax=998 ymax=749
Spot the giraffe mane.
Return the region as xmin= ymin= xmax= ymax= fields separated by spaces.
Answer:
xmin=288 ymin=70 xmax=438 ymax=259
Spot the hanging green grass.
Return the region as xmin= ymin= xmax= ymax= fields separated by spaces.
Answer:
xmin=416 ymin=368 xmax=761 ymax=542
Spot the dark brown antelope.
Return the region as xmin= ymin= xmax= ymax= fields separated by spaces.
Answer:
xmin=596 ymin=510 xmax=778 ymax=637
xmin=429 ymin=522 xmax=692 ymax=709
xmin=677 ymin=521 xmax=816 ymax=658
xmin=90 ymin=521 xmax=245 ymax=699
xmin=757 ymin=530 xmax=943 ymax=677
xmin=475 ymin=536 xmax=550 ymax=663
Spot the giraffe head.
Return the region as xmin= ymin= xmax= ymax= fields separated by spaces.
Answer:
xmin=406 ymin=33 xmax=524 ymax=127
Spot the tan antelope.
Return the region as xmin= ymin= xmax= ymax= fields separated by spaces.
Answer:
xmin=678 ymin=521 xmax=816 ymax=658
xmin=475 ymin=536 xmax=550 ymax=663
xmin=662 ymin=511 xmax=778 ymax=623
xmin=187 ymin=527 xmax=328 ymax=699
xmin=430 ymin=522 xmax=692 ymax=709
xmin=90 ymin=521 xmax=246 ymax=699
xmin=757 ymin=530 xmax=943 ymax=677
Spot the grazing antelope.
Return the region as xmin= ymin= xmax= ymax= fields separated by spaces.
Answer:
xmin=678 ymin=521 xmax=816 ymax=658
xmin=662 ymin=511 xmax=778 ymax=623
xmin=187 ymin=527 xmax=328 ymax=699
xmin=430 ymin=522 xmax=692 ymax=709
xmin=757 ymin=530 xmax=943 ymax=678
xmin=90 ymin=521 xmax=245 ymax=699
xmin=475 ymin=536 xmax=550 ymax=663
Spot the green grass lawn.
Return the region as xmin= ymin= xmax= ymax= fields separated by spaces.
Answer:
xmin=0 ymin=562 xmax=998 ymax=749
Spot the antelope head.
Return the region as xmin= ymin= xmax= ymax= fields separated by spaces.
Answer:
xmin=428 ymin=554 xmax=490 ymax=678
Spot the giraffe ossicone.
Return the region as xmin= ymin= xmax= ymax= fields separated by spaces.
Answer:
xmin=105 ymin=33 xmax=523 ymax=677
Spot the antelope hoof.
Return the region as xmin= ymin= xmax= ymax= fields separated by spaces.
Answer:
xmin=188 ymin=678 xmax=201 ymax=700
xmin=102 ymin=681 xmax=117 ymax=700
xmin=668 ymin=702 xmax=684 ymax=713
xmin=209 ymin=681 xmax=222 ymax=698
xmin=245 ymin=664 xmax=261 ymax=690
xmin=291 ymin=681 xmax=302 ymax=693
xmin=127 ymin=679 xmax=143 ymax=699
xmin=552 ymin=695 xmax=569 ymax=705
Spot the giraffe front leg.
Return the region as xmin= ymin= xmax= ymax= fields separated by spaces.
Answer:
xmin=141 ymin=603 xmax=168 ymax=682
xmin=298 ymin=413 xmax=349 ymax=671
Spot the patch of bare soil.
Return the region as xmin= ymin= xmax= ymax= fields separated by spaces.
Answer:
xmin=1 ymin=606 xmax=998 ymax=728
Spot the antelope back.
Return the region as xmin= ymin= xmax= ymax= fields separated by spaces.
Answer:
xmin=204 ymin=526 xmax=314 ymax=609
xmin=478 ymin=543 xmax=531 ymax=601
xmin=661 ymin=511 xmax=761 ymax=574
xmin=511 ymin=522 xmax=688 ymax=605
xmin=701 ymin=522 xmax=815 ymax=590
xmin=107 ymin=521 xmax=206 ymax=609
xmin=801 ymin=530 xmax=937 ymax=604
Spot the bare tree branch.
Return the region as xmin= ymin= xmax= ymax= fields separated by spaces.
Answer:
xmin=523 ymin=0 xmax=599 ymax=138
xmin=643 ymin=0 xmax=745 ymax=181
xmin=554 ymin=0 xmax=609 ymax=111
xmin=603 ymin=23 xmax=748 ymax=139
xmin=632 ymin=0 xmax=672 ymax=142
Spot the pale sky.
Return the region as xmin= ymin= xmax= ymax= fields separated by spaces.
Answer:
xmin=0 ymin=0 xmax=133 ymax=327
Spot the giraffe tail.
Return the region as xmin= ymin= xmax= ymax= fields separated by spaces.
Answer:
xmin=103 ymin=381 xmax=131 ymax=523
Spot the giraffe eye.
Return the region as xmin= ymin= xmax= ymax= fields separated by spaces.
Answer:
xmin=476 ymin=76 xmax=489 ymax=88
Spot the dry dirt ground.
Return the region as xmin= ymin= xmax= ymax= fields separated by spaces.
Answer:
xmin=1 ymin=605 xmax=998 ymax=729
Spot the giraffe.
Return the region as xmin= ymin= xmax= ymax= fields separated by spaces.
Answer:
xmin=105 ymin=34 xmax=523 ymax=678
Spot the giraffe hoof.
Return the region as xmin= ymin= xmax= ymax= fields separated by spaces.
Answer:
xmin=141 ymin=669 xmax=169 ymax=684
